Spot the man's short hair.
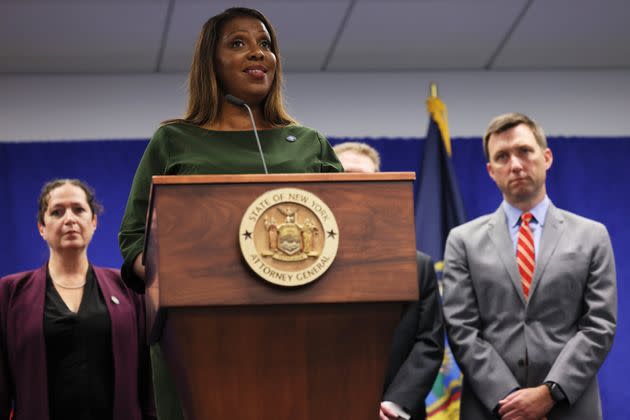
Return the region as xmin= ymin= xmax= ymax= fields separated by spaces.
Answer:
xmin=333 ymin=142 xmax=381 ymax=172
xmin=483 ymin=113 xmax=548 ymax=161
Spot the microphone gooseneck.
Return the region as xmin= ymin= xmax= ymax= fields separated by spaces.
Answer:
xmin=225 ymin=94 xmax=246 ymax=107
xmin=225 ymin=94 xmax=269 ymax=175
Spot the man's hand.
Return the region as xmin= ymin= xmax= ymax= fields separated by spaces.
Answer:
xmin=379 ymin=401 xmax=409 ymax=420
xmin=498 ymin=385 xmax=554 ymax=420
xmin=379 ymin=403 xmax=397 ymax=420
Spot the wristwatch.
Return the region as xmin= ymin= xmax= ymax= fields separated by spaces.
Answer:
xmin=544 ymin=381 xmax=565 ymax=402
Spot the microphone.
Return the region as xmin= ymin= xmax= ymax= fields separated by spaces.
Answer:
xmin=225 ymin=94 xmax=269 ymax=174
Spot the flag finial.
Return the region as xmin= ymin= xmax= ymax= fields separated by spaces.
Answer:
xmin=430 ymin=82 xmax=438 ymax=98
xmin=425 ymin=82 xmax=451 ymax=156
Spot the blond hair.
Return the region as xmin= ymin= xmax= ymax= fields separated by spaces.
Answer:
xmin=333 ymin=142 xmax=381 ymax=172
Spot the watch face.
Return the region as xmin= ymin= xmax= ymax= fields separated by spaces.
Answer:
xmin=548 ymin=383 xmax=564 ymax=401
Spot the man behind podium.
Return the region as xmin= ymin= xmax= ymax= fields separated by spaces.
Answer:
xmin=442 ymin=113 xmax=617 ymax=419
xmin=334 ymin=142 xmax=444 ymax=420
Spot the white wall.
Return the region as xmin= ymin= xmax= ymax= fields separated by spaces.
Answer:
xmin=1 ymin=70 xmax=629 ymax=142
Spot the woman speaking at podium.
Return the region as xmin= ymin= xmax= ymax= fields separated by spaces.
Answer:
xmin=119 ymin=7 xmax=342 ymax=419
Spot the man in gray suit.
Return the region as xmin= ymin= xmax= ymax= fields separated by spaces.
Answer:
xmin=442 ymin=113 xmax=617 ymax=420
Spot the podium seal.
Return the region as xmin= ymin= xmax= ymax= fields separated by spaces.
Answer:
xmin=239 ymin=188 xmax=339 ymax=287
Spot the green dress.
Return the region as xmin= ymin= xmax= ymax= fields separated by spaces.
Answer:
xmin=119 ymin=122 xmax=342 ymax=419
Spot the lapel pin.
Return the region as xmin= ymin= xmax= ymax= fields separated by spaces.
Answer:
xmin=286 ymin=135 xmax=296 ymax=142
xmin=111 ymin=296 xmax=120 ymax=305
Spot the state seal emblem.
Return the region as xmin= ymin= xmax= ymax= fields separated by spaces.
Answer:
xmin=239 ymin=188 xmax=339 ymax=287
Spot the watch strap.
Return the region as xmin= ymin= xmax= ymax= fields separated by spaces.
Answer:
xmin=545 ymin=381 xmax=566 ymax=402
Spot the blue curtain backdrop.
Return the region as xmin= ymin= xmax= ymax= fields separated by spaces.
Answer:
xmin=1 ymin=136 xmax=628 ymax=419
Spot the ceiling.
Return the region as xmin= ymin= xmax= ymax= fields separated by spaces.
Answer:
xmin=1 ymin=0 xmax=629 ymax=74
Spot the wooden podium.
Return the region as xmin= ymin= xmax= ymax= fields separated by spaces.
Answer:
xmin=144 ymin=172 xmax=418 ymax=419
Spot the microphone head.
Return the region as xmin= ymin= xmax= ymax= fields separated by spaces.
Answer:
xmin=225 ymin=94 xmax=246 ymax=107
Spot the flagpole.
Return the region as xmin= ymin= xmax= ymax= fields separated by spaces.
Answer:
xmin=419 ymin=81 xmax=465 ymax=420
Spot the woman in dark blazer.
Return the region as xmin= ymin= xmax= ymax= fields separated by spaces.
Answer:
xmin=0 ymin=179 xmax=155 ymax=420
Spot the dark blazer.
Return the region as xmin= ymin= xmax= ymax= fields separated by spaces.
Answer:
xmin=0 ymin=265 xmax=156 ymax=420
xmin=383 ymin=251 xmax=445 ymax=420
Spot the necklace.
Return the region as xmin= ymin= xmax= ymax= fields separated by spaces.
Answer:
xmin=51 ymin=279 xmax=86 ymax=289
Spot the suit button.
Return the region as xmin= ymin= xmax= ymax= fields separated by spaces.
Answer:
xmin=518 ymin=359 xmax=526 ymax=367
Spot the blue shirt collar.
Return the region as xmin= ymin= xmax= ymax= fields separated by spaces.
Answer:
xmin=502 ymin=195 xmax=550 ymax=228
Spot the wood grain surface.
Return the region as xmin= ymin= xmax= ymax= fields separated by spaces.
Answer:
xmin=160 ymin=303 xmax=402 ymax=419
xmin=146 ymin=174 xmax=418 ymax=308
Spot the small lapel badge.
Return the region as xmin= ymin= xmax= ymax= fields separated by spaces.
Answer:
xmin=111 ymin=296 xmax=120 ymax=305
xmin=286 ymin=135 xmax=297 ymax=142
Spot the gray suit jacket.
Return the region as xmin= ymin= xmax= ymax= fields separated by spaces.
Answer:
xmin=442 ymin=203 xmax=617 ymax=420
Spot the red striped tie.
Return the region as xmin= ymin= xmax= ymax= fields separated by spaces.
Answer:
xmin=517 ymin=212 xmax=535 ymax=298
